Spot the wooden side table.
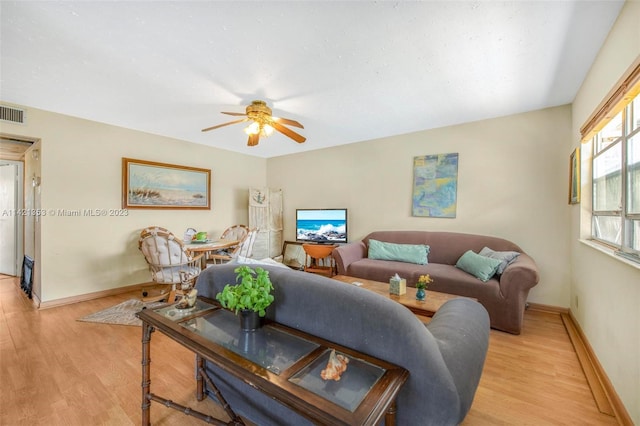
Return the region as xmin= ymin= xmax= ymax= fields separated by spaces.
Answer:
xmin=136 ymin=297 xmax=408 ymax=426
xmin=302 ymin=243 xmax=337 ymax=277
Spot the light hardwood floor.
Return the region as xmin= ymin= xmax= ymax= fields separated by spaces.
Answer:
xmin=0 ymin=275 xmax=619 ymax=425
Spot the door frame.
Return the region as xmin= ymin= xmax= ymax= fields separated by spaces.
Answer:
xmin=0 ymin=159 xmax=24 ymax=275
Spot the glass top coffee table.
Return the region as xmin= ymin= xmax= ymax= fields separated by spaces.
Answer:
xmin=137 ymin=297 xmax=408 ymax=425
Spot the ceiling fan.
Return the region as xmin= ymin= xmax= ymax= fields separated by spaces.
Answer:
xmin=201 ymin=100 xmax=306 ymax=147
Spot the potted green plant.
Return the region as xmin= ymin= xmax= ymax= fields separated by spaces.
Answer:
xmin=216 ymin=265 xmax=274 ymax=331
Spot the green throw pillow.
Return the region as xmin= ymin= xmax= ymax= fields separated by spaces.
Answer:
xmin=368 ymin=239 xmax=430 ymax=265
xmin=455 ymin=250 xmax=502 ymax=282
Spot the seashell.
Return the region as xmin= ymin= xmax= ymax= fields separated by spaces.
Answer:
xmin=320 ymin=349 xmax=349 ymax=381
xmin=176 ymin=288 xmax=198 ymax=309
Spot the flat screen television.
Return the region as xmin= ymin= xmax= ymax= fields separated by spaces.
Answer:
xmin=296 ymin=208 xmax=348 ymax=244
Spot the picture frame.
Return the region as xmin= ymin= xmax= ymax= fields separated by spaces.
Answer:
xmin=122 ymin=158 xmax=211 ymax=209
xmin=282 ymin=241 xmax=306 ymax=270
xmin=569 ymin=147 xmax=580 ymax=204
xmin=412 ymin=153 xmax=459 ymax=218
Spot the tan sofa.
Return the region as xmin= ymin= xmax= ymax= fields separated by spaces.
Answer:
xmin=332 ymin=230 xmax=539 ymax=334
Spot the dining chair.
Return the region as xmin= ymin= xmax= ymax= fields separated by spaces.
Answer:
xmin=207 ymin=228 xmax=258 ymax=265
xmin=138 ymin=226 xmax=204 ymax=303
xmin=206 ymin=224 xmax=249 ymax=262
xmin=220 ymin=224 xmax=250 ymax=242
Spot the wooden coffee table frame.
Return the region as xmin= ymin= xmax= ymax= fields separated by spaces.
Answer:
xmin=137 ymin=298 xmax=408 ymax=426
xmin=332 ymin=275 xmax=469 ymax=317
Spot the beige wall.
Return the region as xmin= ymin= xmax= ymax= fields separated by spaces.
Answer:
xmin=0 ymin=106 xmax=266 ymax=303
xmin=571 ymin=1 xmax=640 ymax=424
xmin=268 ymin=105 xmax=572 ymax=307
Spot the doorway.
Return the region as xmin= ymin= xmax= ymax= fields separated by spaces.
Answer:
xmin=0 ymin=160 xmax=24 ymax=275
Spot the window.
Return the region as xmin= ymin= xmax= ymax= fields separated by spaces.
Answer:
xmin=590 ymin=92 xmax=640 ymax=259
xmin=582 ymin=58 xmax=640 ymax=262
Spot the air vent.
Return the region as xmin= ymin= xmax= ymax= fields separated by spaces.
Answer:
xmin=0 ymin=105 xmax=26 ymax=124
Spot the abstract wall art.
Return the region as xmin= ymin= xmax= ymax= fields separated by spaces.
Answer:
xmin=412 ymin=153 xmax=459 ymax=218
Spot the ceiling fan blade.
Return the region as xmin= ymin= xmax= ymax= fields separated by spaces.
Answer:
xmin=247 ymin=133 xmax=260 ymax=146
xmin=221 ymin=111 xmax=248 ymax=117
xmin=271 ymin=121 xmax=306 ymax=143
xmin=201 ymin=118 xmax=249 ymax=132
xmin=273 ymin=116 xmax=304 ymax=128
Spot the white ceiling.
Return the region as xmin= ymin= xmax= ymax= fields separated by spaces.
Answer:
xmin=0 ymin=1 xmax=625 ymax=158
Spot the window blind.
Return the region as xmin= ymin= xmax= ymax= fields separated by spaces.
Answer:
xmin=580 ymin=56 xmax=640 ymax=142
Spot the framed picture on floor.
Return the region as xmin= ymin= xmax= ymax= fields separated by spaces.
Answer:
xmin=282 ymin=241 xmax=306 ymax=270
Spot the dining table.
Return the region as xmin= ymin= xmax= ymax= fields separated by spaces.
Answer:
xmin=184 ymin=239 xmax=240 ymax=268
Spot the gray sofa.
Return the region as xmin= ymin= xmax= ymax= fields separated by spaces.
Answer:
xmin=332 ymin=230 xmax=540 ymax=334
xmin=195 ymin=263 xmax=490 ymax=426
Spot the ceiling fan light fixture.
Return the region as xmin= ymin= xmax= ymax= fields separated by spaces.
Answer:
xmin=244 ymin=122 xmax=260 ymax=135
xmin=203 ymin=99 xmax=305 ymax=146
xmin=244 ymin=121 xmax=274 ymax=138
xmin=262 ymin=124 xmax=274 ymax=137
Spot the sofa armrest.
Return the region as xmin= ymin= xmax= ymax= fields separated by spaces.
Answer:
xmin=498 ymin=253 xmax=540 ymax=299
xmin=427 ymin=298 xmax=490 ymax=420
xmin=332 ymin=241 xmax=367 ymax=275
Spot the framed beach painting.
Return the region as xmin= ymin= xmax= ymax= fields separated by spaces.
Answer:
xmin=122 ymin=158 xmax=211 ymax=209
xmin=568 ymin=148 xmax=580 ymax=204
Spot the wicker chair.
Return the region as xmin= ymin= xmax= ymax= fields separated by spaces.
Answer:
xmin=138 ymin=226 xmax=204 ymax=302
xmin=207 ymin=228 xmax=258 ymax=265
xmin=221 ymin=224 xmax=250 ymax=242
xmin=205 ymin=224 xmax=250 ymax=260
